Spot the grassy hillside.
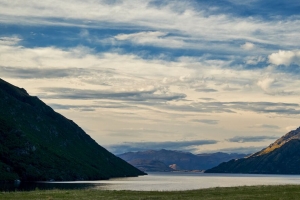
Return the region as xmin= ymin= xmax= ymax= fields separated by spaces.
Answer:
xmin=0 ymin=78 xmax=145 ymax=181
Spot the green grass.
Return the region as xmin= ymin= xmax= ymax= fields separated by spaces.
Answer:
xmin=1 ymin=185 xmax=300 ymax=200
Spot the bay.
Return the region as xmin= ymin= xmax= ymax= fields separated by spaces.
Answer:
xmin=2 ymin=172 xmax=300 ymax=191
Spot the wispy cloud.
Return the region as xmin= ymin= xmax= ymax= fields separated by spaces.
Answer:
xmin=195 ymin=88 xmax=218 ymax=93
xmin=0 ymin=36 xmax=21 ymax=45
xmin=40 ymin=88 xmax=300 ymax=116
xmin=0 ymin=66 xmax=93 ymax=79
xmin=191 ymin=119 xmax=219 ymax=125
xmin=205 ymin=146 xmax=266 ymax=154
xmin=249 ymin=124 xmax=280 ymax=130
xmin=163 ymin=101 xmax=300 ymax=115
xmin=49 ymin=102 xmax=137 ymax=112
xmin=40 ymin=87 xmax=186 ymax=102
xmin=228 ymin=136 xmax=279 ymax=143
xmin=241 ymin=42 xmax=255 ymax=50
xmin=113 ymin=31 xmax=188 ymax=49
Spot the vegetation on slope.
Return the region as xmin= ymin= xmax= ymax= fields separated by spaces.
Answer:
xmin=0 ymin=78 xmax=145 ymax=181
xmin=253 ymin=127 xmax=300 ymax=156
xmin=206 ymin=138 xmax=300 ymax=174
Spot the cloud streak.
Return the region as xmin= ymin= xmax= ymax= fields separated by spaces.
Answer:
xmin=163 ymin=101 xmax=300 ymax=115
xmin=0 ymin=66 xmax=92 ymax=79
xmin=249 ymin=124 xmax=280 ymax=130
xmin=191 ymin=119 xmax=219 ymax=125
xmin=228 ymin=136 xmax=279 ymax=143
xmin=205 ymin=146 xmax=266 ymax=154
xmin=40 ymin=87 xmax=186 ymax=102
xmin=40 ymin=86 xmax=300 ymax=116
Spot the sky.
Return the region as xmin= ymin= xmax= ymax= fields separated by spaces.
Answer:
xmin=1 ymin=0 xmax=300 ymax=155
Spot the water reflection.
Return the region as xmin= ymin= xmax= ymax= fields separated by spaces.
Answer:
xmin=2 ymin=172 xmax=300 ymax=192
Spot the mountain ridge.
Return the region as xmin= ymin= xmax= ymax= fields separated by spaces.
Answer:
xmin=251 ymin=127 xmax=300 ymax=157
xmin=118 ymin=149 xmax=247 ymax=172
xmin=0 ymin=78 xmax=145 ymax=181
xmin=206 ymin=127 xmax=300 ymax=174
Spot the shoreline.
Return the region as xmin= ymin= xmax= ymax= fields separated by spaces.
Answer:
xmin=2 ymin=172 xmax=300 ymax=192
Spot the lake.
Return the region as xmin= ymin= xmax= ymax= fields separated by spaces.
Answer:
xmin=2 ymin=172 xmax=300 ymax=191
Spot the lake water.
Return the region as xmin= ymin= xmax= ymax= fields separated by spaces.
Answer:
xmin=2 ymin=172 xmax=300 ymax=191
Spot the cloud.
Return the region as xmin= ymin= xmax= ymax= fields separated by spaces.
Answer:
xmin=229 ymin=101 xmax=300 ymax=115
xmin=105 ymin=140 xmax=218 ymax=154
xmin=195 ymin=88 xmax=218 ymax=93
xmin=205 ymin=146 xmax=266 ymax=154
xmin=49 ymin=104 xmax=94 ymax=111
xmin=199 ymin=98 xmax=215 ymax=101
xmin=163 ymin=101 xmax=300 ymax=115
xmin=112 ymin=31 xmax=198 ymax=49
xmin=222 ymin=85 xmax=240 ymax=91
xmin=249 ymin=124 xmax=280 ymax=129
xmin=161 ymin=102 xmax=235 ymax=114
xmin=0 ymin=36 xmax=21 ymax=45
xmin=1 ymin=38 xmax=300 ymax=116
xmin=1 ymin=35 xmax=300 ymax=101
xmin=285 ymin=126 xmax=299 ymax=132
xmin=241 ymin=42 xmax=255 ymax=50
xmin=112 ymin=31 xmax=237 ymax=52
xmin=2 ymin=0 xmax=300 ymax=51
xmin=0 ymin=66 xmax=91 ymax=79
xmin=192 ymin=119 xmax=219 ymax=125
xmin=40 ymin=87 xmax=186 ymax=102
xmin=245 ymin=56 xmax=265 ymax=65
xmin=1 ymin=1 xmax=300 ymax=155
xmin=228 ymin=136 xmax=279 ymax=143
xmin=257 ymin=77 xmax=275 ymax=93
xmin=115 ymin=31 xmax=167 ymax=41
xmin=256 ymin=74 xmax=298 ymax=95
xmin=49 ymin=102 xmax=137 ymax=111
xmin=79 ymin=29 xmax=89 ymax=38
xmin=268 ymin=50 xmax=300 ymax=66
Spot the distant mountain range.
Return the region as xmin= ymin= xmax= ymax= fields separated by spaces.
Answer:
xmin=118 ymin=149 xmax=247 ymax=172
xmin=0 ymin=78 xmax=145 ymax=181
xmin=206 ymin=127 xmax=300 ymax=174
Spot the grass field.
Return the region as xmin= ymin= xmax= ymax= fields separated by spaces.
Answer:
xmin=1 ymin=185 xmax=300 ymax=200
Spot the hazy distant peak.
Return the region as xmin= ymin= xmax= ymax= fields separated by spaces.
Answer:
xmin=118 ymin=149 xmax=247 ymax=171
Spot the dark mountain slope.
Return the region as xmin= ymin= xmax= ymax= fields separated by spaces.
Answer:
xmin=118 ymin=149 xmax=247 ymax=171
xmin=206 ymin=127 xmax=300 ymax=174
xmin=0 ymin=78 xmax=145 ymax=181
